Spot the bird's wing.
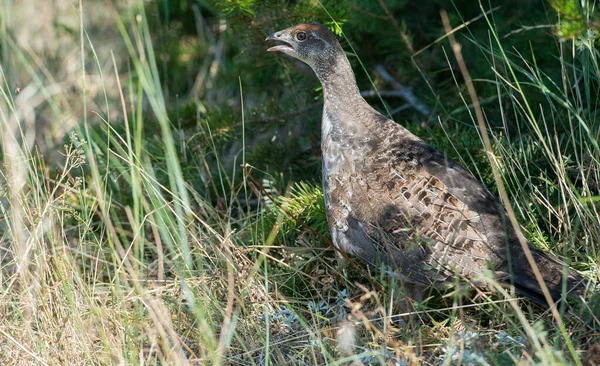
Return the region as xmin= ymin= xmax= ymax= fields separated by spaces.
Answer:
xmin=332 ymin=116 xmax=512 ymax=287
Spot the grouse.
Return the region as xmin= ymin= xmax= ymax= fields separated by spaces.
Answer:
xmin=266 ymin=22 xmax=583 ymax=305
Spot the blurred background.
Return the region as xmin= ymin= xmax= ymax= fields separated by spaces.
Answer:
xmin=5 ymin=0 xmax=582 ymax=184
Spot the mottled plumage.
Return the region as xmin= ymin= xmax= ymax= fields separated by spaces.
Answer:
xmin=266 ymin=22 xmax=583 ymax=305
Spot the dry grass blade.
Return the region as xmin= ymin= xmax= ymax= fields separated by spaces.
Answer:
xmin=441 ymin=8 xmax=582 ymax=365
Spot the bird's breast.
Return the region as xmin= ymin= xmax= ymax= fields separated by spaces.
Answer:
xmin=321 ymin=114 xmax=375 ymax=176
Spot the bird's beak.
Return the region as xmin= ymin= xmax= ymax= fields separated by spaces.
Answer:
xmin=265 ymin=31 xmax=294 ymax=53
xmin=265 ymin=33 xmax=279 ymax=42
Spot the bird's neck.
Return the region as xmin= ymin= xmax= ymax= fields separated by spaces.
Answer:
xmin=315 ymin=54 xmax=364 ymax=106
xmin=314 ymin=53 xmax=377 ymax=141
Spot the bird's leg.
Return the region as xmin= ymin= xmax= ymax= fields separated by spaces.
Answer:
xmin=334 ymin=251 xmax=349 ymax=273
xmin=391 ymin=283 xmax=427 ymax=328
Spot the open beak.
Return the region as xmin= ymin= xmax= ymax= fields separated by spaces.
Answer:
xmin=265 ymin=32 xmax=294 ymax=53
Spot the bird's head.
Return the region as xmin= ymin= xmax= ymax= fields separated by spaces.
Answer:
xmin=265 ymin=22 xmax=342 ymax=69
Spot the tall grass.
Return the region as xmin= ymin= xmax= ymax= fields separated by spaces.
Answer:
xmin=0 ymin=1 xmax=598 ymax=365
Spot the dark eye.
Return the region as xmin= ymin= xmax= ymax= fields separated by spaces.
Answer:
xmin=295 ymin=31 xmax=307 ymax=41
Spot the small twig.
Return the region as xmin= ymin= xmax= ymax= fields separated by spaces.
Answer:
xmin=413 ymin=6 xmax=501 ymax=58
xmin=377 ymin=0 xmax=415 ymax=54
xmin=389 ymin=103 xmax=411 ymax=116
xmin=374 ymin=64 xmax=431 ymax=116
xmin=361 ymin=90 xmax=420 ymax=99
xmin=503 ymin=24 xmax=553 ymax=38
xmin=172 ymin=332 xmax=200 ymax=360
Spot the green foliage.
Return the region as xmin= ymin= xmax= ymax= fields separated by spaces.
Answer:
xmin=215 ymin=0 xmax=257 ymax=16
xmin=275 ymin=181 xmax=328 ymax=236
xmin=549 ymin=0 xmax=600 ymax=39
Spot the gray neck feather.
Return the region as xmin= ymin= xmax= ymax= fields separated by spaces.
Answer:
xmin=313 ymin=53 xmax=365 ymax=107
xmin=312 ymin=50 xmax=379 ymax=140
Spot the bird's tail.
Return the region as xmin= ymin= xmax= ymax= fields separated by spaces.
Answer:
xmin=510 ymin=244 xmax=584 ymax=306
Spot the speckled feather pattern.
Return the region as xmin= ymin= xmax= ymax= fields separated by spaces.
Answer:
xmin=322 ymin=102 xmax=496 ymax=286
xmin=268 ymin=22 xmax=583 ymax=304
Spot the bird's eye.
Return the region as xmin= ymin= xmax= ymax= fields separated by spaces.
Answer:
xmin=295 ymin=31 xmax=307 ymax=41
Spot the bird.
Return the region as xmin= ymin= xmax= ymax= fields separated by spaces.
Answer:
xmin=266 ymin=22 xmax=583 ymax=306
